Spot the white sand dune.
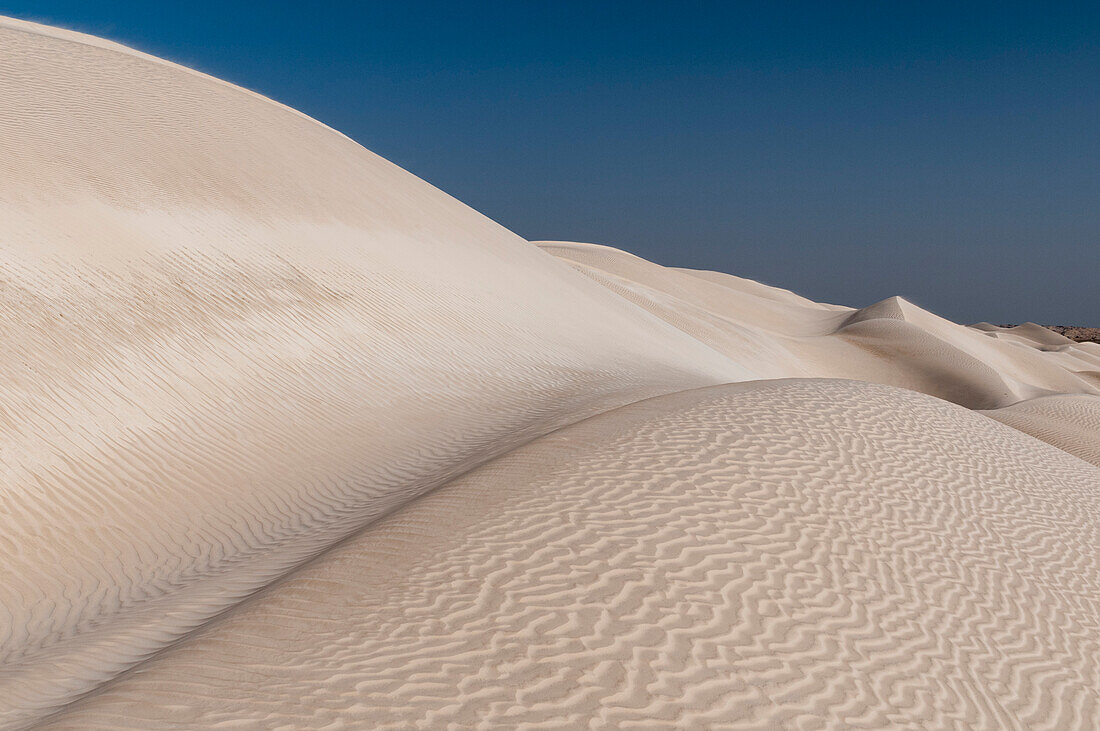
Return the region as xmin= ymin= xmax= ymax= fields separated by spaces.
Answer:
xmin=1 ymin=15 xmax=1098 ymax=729
xmin=982 ymin=394 xmax=1100 ymax=468
xmin=538 ymin=241 xmax=1100 ymax=409
xmin=39 ymin=381 xmax=1100 ymax=729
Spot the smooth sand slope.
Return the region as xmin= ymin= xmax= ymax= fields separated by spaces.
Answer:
xmin=538 ymin=241 xmax=1100 ymax=409
xmin=2 ymin=15 xmax=1099 ymax=730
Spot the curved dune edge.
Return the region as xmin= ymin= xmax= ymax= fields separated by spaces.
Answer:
xmin=536 ymin=241 xmax=1100 ymax=410
xmin=42 ymin=380 xmax=1100 ymax=729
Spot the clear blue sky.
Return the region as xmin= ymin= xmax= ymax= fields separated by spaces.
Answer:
xmin=4 ymin=1 xmax=1097 ymax=324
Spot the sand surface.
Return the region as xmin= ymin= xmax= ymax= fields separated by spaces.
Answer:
xmin=40 ymin=381 xmax=1100 ymax=729
xmin=2 ymin=15 xmax=1099 ymax=729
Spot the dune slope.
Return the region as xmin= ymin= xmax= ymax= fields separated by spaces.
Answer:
xmin=0 ymin=16 xmax=747 ymax=725
xmin=538 ymin=241 xmax=1100 ymax=409
xmin=982 ymin=394 xmax=1100 ymax=468
xmin=43 ymin=381 xmax=1100 ymax=729
xmin=2 ymin=15 xmax=1099 ymax=730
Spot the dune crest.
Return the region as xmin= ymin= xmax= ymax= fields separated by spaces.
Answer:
xmin=1 ymin=16 xmax=1098 ymax=729
xmin=538 ymin=241 xmax=1100 ymax=409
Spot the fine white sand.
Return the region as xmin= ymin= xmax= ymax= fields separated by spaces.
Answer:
xmin=2 ymin=15 xmax=1099 ymax=730
xmin=538 ymin=241 xmax=1100 ymax=409
xmin=982 ymin=394 xmax=1100 ymax=468
xmin=40 ymin=380 xmax=1100 ymax=729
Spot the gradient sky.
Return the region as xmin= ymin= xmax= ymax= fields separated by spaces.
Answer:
xmin=3 ymin=1 xmax=1097 ymax=324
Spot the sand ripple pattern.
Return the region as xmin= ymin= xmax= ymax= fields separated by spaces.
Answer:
xmin=983 ymin=394 xmax=1100 ymax=468
xmin=0 ymin=16 xmax=744 ymax=726
xmin=0 ymin=250 xmax=735 ymax=728
xmin=4 ymin=15 xmax=1100 ymax=730
xmin=46 ymin=381 xmax=1100 ymax=729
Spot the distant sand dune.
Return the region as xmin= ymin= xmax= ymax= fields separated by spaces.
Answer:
xmin=538 ymin=241 xmax=1100 ymax=409
xmin=2 ymin=15 xmax=1099 ymax=730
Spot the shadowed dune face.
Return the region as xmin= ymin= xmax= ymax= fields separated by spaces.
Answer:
xmin=2 ymin=15 xmax=1100 ymax=730
xmin=41 ymin=381 xmax=1100 ymax=729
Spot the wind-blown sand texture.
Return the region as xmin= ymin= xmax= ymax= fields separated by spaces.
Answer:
xmin=2 ymin=16 xmax=1099 ymax=730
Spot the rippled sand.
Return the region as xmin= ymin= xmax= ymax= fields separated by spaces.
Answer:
xmin=2 ymin=15 xmax=1099 ymax=729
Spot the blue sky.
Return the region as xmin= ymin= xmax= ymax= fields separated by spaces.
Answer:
xmin=3 ymin=1 xmax=1097 ymax=323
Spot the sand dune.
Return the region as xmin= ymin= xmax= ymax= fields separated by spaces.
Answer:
xmin=41 ymin=381 xmax=1100 ymax=728
xmin=2 ymin=15 xmax=1099 ymax=729
xmin=982 ymin=394 xmax=1100 ymax=468
xmin=538 ymin=241 xmax=1100 ymax=409
xmin=0 ymin=16 xmax=745 ymax=726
